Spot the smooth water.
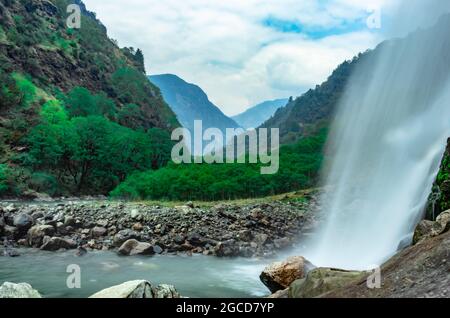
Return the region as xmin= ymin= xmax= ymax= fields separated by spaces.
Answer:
xmin=305 ymin=2 xmax=450 ymax=270
xmin=0 ymin=250 xmax=272 ymax=298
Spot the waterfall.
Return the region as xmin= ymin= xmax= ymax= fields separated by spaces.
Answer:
xmin=305 ymin=1 xmax=450 ymax=270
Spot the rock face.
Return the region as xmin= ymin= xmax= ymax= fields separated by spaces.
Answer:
xmin=89 ymin=280 xmax=180 ymax=298
xmin=0 ymin=282 xmax=42 ymax=298
xmin=324 ymin=230 xmax=450 ymax=298
xmin=118 ymin=239 xmax=155 ymax=256
xmin=260 ymin=256 xmax=311 ymax=293
xmin=289 ymin=268 xmax=365 ymax=298
xmin=413 ymin=210 xmax=450 ymax=244
xmin=40 ymin=237 xmax=77 ymax=251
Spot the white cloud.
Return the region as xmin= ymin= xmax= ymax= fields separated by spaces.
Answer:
xmin=83 ymin=0 xmax=386 ymax=115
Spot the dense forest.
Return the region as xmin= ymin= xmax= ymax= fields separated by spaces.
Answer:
xmin=111 ymin=129 xmax=327 ymax=201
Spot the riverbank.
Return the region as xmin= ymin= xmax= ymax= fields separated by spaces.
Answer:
xmin=0 ymin=190 xmax=322 ymax=259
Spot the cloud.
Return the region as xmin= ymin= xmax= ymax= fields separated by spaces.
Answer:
xmin=83 ymin=0 xmax=386 ymax=115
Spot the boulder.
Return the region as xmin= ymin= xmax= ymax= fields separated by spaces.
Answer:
xmin=91 ymin=226 xmax=107 ymax=238
xmin=13 ymin=213 xmax=33 ymax=232
xmin=40 ymin=237 xmax=77 ymax=251
xmin=118 ymin=239 xmax=155 ymax=256
xmin=4 ymin=225 xmax=18 ymax=239
xmin=268 ymin=288 xmax=289 ymax=298
xmin=89 ymin=280 xmax=153 ymax=298
xmin=413 ymin=211 xmax=450 ymax=245
xmin=0 ymin=282 xmax=42 ymax=298
xmin=288 ymin=268 xmax=365 ymax=298
xmin=260 ymin=256 xmax=311 ymax=293
xmin=152 ymin=284 xmax=181 ymax=298
xmin=113 ymin=229 xmax=140 ymax=247
xmin=436 ymin=210 xmax=450 ymax=234
xmin=27 ymin=225 xmax=55 ymax=247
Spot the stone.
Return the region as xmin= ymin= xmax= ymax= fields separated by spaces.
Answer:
xmin=89 ymin=280 xmax=153 ymax=298
xmin=96 ymin=219 xmax=109 ymax=227
xmin=268 ymin=288 xmax=289 ymax=298
xmin=64 ymin=216 xmax=76 ymax=227
xmin=91 ymin=226 xmax=107 ymax=238
xmin=260 ymin=256 xmax=311 ymax=293
xmin=13 ymin=213 xmax=33 ymax=232
xmin=118 ymin=239 xmax=155 ymax=256
xmin=413 ymin=220 xmax=441 ymax=244
xmin=40 ymin=237 xmax=77 ymax=251
xmin=0 ymin=282 xmax=42 ymax=298
xmin=113 ymin=229 xmax=140 ymax=247
xmin=28 ymin=225 xmax=55 ymax=247
xmin=288 ymin=268 xmax=365 ymax=298
xmin=132 ymin=222 xmax=143 ymax=232
xmin=153 ymin=245 xmax=163 ymax=254
xmin=436 ymin=210 xmax=450 ymax=234
xmin=152 ymin=284 xmax=180 ymax=298
xmin=4 ymin=225 xmax=18 ymax=239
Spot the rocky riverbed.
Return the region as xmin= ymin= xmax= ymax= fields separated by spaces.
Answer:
xmin=0 ymin=191 xmax=322 ymax=259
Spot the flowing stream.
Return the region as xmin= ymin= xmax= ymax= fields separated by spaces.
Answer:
xmin=0 ymin=249 xmax=272 ymax=298
xmin=304 ymin=2 xmax=450 ymax=270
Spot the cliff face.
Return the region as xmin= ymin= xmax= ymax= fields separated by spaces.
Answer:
xmin=427 ymin=139 xmax=450 ymax=220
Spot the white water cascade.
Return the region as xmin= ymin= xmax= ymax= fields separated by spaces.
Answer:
xmin=305 ymin=1 xmax=450 ymax=270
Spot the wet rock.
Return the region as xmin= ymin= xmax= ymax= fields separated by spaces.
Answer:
xmin=89 ymin=280 xmax=153 ymax=298
xmin=214 ymin=240 xmax=239 ymax=257
xmin=0 ymin=282 xmax=42 ymax=298
xmin=268 ymin=288 xmax=289 ymax=298
xmin=118 ymin=239 xmax=155 ymax=256
xmin=152 ymin=284 xmax=181 ymax=298
xmin=28 ymin=225 xmax=55 ymax=247
xmin=413 ymin=220 xmax=439 ymax=244
xmin=260 ymin=256 xmax=311 ymax=293
xmin=113 ymin=229 xmax=140 ymax=247
xmin=288 ymin=268 xmax=365 ymax=298
xmin=40 ymin=237 xmax=77 ymax=251
xmin=132 ymin=223 xmax=143 ymax=232
xmin=153 ymin=245 xmax=163 ymax=254
xmin=13 ymin=213 xmax=33 ymax=232
xmin=75 ymin=246 xmax=87 ymax=257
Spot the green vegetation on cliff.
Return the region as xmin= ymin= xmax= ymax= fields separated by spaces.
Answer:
xmin=0 ymin=0 xmax=179 ymax=197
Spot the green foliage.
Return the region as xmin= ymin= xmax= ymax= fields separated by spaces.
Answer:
xmin=111 ymin=129 xmax=327 ymax=201
xmin=12 ymin=73 xmax=37 ymax=107
xmin=64 ymin=86 xmax=117 ymax=119
xmin=26 ymin=100 xmax=174 ymax=194
xmin=0 ymin=164 xmax=9 ymax=195
xmin=0 ymin=71 xmax=22 ymax=110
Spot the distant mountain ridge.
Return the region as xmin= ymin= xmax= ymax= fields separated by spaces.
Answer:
xmin=232 ymin=98 xmax=289 ymax=130
xmin=149 ymin=74 xmax=239 ymax=132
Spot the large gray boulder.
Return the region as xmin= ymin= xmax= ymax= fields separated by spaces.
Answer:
xmin=89 ymin=280 xmax=180 ymax=298
xmin=13 ymin=213 xmax=33 ymax=232
xmin=118 ymin=239 xmax=155 ymax=256
xmin=113 ymin=229 xmax=140 ymax=247
xmin=0 ymin=282 xmax=42 ymax=298
xmin=288 ymin=268 xmax=365 ymax=298
xmin=40 ymin=237 xmax=77 ymax=251
xmin=27 ymin=225 xmax=55 ymax=247
xmin=413 ymin=210 xmax=450 ymax=244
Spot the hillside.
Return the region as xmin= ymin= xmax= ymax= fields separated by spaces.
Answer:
xmin=149 ymin=74 xmax=240 ymax=133
xmin=0 ymin=0 xmax=179 ymax=197
xmin=232 ymin=98 xmax=288 ymax=130
xmin=260 ymin=55 xmax=365 ymax=144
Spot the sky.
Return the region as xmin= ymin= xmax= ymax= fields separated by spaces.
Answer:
xmin=83 ymin=0 xmax=394 ymax=116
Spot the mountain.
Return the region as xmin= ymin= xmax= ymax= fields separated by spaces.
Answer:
xmin=260 ymin=55 xmax=366 ymax=144
xmin=0 ymin=0 xmax=179 ymax=196
xmin=232 ymin=98 xmax=288 ymax=130
xmin=149 ymin=74 xmax=240 ymax=132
